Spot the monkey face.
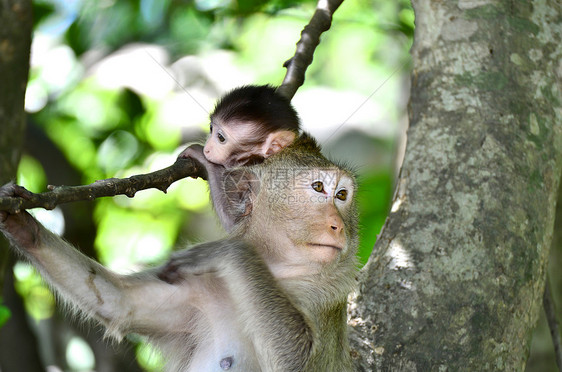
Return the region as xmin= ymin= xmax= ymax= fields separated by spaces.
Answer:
xmin=241 ymin=166 xmax=357 ymax=273
xmin=283 ymin=168 xmax=356 ymax=264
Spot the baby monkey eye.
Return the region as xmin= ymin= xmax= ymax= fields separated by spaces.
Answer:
xmin=217 ymin=132 xmax=226 ymax=143
xmin=336 ymin=189 xmax=348 ymax=201
xmin=311 ymin=181 xmax=324 ymax=193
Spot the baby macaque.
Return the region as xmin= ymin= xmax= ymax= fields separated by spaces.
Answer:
xmin=179 ymin=85 xmax=302 ymax=231
xmin=192 ymin=84 xmax=301 ymax=168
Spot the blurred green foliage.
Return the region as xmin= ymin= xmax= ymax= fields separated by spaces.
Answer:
xmin=0 ymin=303 xmax=10 ymax=329
xmin=136 ymin=341 xmax=165 ymax=371
xmin=17 ymin=155 xmax=48 ymax=193
xmin=357 ymin=170 xmax=393 ymax=264
xmin=13 ymin=262 xmax=55 ymax=320
xmin=14 ymin=0 xmax=413 ymax=369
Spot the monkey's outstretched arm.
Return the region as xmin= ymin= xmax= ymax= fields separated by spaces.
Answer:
xmin=159 ymin=240 xmax=314 ymax=372
xmin=0 ymin=184 xmax=194 ymax=337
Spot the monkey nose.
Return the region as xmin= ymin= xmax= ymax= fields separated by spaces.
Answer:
xmin=329 ymin=215 xmax=344 ymax=234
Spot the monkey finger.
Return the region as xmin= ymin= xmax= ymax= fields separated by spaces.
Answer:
xmin=0 ymin=182 xmax=33 ymax=199
xmin=0 ymin=183 xmax=33 ymax=225
xmin=13 ymin=184 xmax=34 ymax=200
xmin=0 ymin=182 xmax=16 ymax=198
xmin=177 ymin=150 xmax=189 ymax=159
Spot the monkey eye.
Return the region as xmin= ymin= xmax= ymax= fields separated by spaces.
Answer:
xmin=311 ymin=181 xmax=324 ymax=193
xmin=335 ymin=189 xmax=348 ymax=201
xmin=217 ymin=132 xmax=226 ymax=143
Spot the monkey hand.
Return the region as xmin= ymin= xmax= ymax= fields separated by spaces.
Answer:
xmin=0 ymin=183 xmax=42 ymax=250
xmin=178 ymin=144 xmax=205 ymax=161
xmin=177 ymin=144 xmax=211 ymax=180
xmin=157 ymin=240 xmax=248 ymax=284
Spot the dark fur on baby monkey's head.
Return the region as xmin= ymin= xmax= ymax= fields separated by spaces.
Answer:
xmin=204 ymin=85 xmax=301 ymax=167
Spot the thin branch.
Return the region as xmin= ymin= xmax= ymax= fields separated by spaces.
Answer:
xmin=544 ymin=277 xmax=562 ymax=371
xmin=276 ymin=0 xmax=344 ymax=100
xmin=0 ymin=1 xmax=341 ymax=212
xmin=0 ymin=158 xmax=205 ymax=213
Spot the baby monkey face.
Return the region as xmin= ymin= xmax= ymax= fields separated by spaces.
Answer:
xmin=204 ymin=119 xmax=296 ymax=168
xmin=203 ymin=120 xmax=257 ymax=166
xmin=204 ymin=84 xmax=301 ymax=168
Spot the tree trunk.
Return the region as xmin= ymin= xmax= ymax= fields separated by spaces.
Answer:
xmin=350 ymin=0 xmax=562 ymax=370
xmin=0 ymin=0 xmax=43 ymax=371
xmin=0 ymin=0 xmax=31 ymax=179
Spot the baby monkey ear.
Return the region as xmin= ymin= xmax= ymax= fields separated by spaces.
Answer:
xmin=262 ymin=130 xmax=297 ymax=157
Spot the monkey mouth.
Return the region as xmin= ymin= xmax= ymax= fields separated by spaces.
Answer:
xmin=308 ymin=243 xmax=343 ymax=252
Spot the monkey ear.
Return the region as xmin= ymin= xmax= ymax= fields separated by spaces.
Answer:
xmin=223 ymin=168 xmax=261 ymax=226
xmin=261 ymin=130 xmax=297 ymax=157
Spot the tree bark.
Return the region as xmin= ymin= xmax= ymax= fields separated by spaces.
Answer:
xmin=0 ymin=0 xmax=43 ymax=371
xmin=0 ymin=0 xmax=30 ymax=178
xmin=350 ymin=0 xmax=562 ymax=370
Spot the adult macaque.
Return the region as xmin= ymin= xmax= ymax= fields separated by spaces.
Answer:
xmin=0 ymin=135 xmax=358 ymax=372
xmin=179 ymin=84 xmax=301 ymax=231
